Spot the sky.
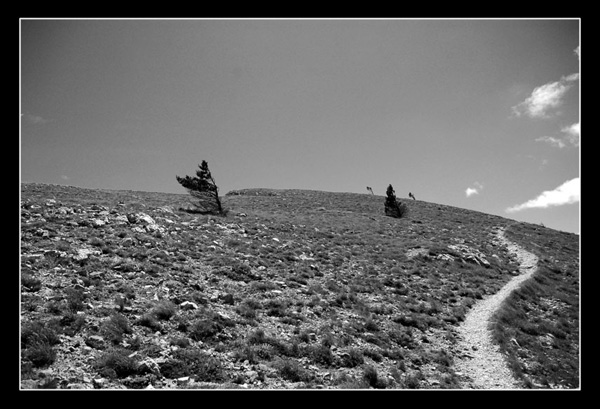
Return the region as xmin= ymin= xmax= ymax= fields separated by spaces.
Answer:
xmin=20 ymin=19 xmax=580 ymax=234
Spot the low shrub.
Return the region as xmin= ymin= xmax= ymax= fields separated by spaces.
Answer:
xmin=232 ymin=344 xmax=259 ymax=364
xmin=339 ymin=348 xmax=364 ymax=368
xmin=21 ymin=321 xmax=60 ymax=348
xmin=58 ymin=312 xmax=86 ymax=336
xmin=151 ymin=300 xmax=177 ymax=321
xmin=94 ymin=348 xmax=139 ymax=379
xmin=236 ymin=300 xmax=259 ymax=320
xmin=169 ymin=337 xmax=191 ymax=348
xmin=23 ymin=343 xmax=57 ymax=368
xmin=190 ymin=319 xmax=221 ymax=341
xmin=137 ymin=314 xmax=162 ymax=332
xmin=247 ymin=328 xmax=268 ymax=345
xmin=265 ymin=298 xmax=289 ymax=317
xmin=363 ymin=348 xmax=383 ymax=362
xmin=362 ymin=365 xmax=387 ymax=389
xmin=21 ymin=318 xmax=62 ymax=367
xmin=278 ymin=359 xmax=311 ymax=383
xmin=159 ymin=348 xmax=225 ymax=382
xmin=310 ymin=344 xmax=334 ymax=366
xmin=64 ymin=287 xmax=87 ymax=313
xmin=364 ymin=317 xmax=380 ymax=332
xmin=21 ymin=273 xmax=42 ymax=292
xmin=102 ymin=313 xmax=132 ymax=344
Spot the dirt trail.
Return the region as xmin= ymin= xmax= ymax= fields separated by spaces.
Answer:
xmin=453 ymin=226 xmax=539 ymax=389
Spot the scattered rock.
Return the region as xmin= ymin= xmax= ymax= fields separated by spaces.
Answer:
xmin=447 ymin=244 xmax=490 ymax=267
xmin=179 ymin=301 xmax=199 ymax=310
xmin=74 ymin=248 xmax=101 ymax=261
xmin=19 ymin=184 xmax=579 ymax=390
xmin=91 ymin=218 xmax=107 ymax=228
xmin=85 ymin=335 xmax=105 ymax=350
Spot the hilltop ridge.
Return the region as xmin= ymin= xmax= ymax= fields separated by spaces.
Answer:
xmin=20 ymin=183 xmax=579 ymax=389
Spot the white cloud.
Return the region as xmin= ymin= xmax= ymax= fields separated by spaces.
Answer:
xmin=535 ymin=122 xmax=580 ymax=148
xmin=574 ymin=45 xmax=580 ymax=60
xmin=511 ymin=74 xmax=579 ymax=119
xmin=561 ymin=122 xmax=580 ymax=147
xmin=505 ymin=177 xmax=580 ymax=213
xmin=465 ymin=182 xmax=483 ymax=198
xmin=465 ymin=188 xmax=478 ymax=197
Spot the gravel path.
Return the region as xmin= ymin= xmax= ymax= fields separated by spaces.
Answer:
xmin=454 ymin=226 xmax=539 ymax=389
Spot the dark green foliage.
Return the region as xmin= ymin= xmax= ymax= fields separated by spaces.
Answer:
xmin=21 ymin=273 xmax=42 ymax=292
xmin=64 ymin=286 xmax=87 ymax=312
xmin=310 ymin=344 xmax=334 ymax=366
xmin=169 ymin=337 xmax=191 ymax=348
xmin=21 ymin=320 xmax=59 ymax=366
xmin=362 ymin=365 xmax=387 ymax=389
xmin=22 ymin=321 xmax=60 ymax=370
xmin=364 ymin=317 xmax=380 ymax=332
xmin=384 ymin=184 xmax=408 ymax=218
xmin=233 ymin=344 xmax=259 ymax=364
xmin=137 ymin=314 xmax=162 ymax=332
xmin=189 ymin=311 xmax=235 ymax=342
xmin=190 ymin=319 xmax=221 ymax=341
xmin=102 ymin=313 xmax=132 ymax=344
xmin=23 ymin=343 xmax=57 ymax=368
xmin=248 ymin=328 xmax=268 ymax=345
xmin=58 ymin=312 xmax=86 ymax=336
xmin=278 ymin=359 xmax=312 ymax=383
xmin=159 ymin=348 xmax=225 ymax=382
xmin=151 ymin=300 xmax=177 ymax=320
xmin=22 ymin=321 xmax=60 ymax=348
xmin=339 ymin=348 xmax=364 ymax=368
xmin=94 ymin=348 xmax=139 ymax=379
xmin=176 ymin=160 xmax=224 ymax=214
xmin=236 ymin=299 xmax=260 ymax=319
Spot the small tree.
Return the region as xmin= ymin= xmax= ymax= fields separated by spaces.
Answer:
xmin=384 ymin=184 xmax=407 ymax=218
xmin=176 ymin=160 xmax=224 ymax=214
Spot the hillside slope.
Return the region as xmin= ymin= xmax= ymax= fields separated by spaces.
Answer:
xmin=19 ymin=183 xmax=579 ymax=389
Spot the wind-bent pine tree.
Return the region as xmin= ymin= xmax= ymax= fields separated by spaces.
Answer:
xmin=176 ymin=160 xmax=224 ymax=214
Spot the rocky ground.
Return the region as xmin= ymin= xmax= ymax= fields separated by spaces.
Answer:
xmin=19 ymin=183 xmax=579 ymax=389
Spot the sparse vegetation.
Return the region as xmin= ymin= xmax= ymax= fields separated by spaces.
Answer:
xmin=94 ymin=348 xmax=139 ymax=379
xmin=490 ymin=261 xmax=579 ymax=389
xmin=21 ymin=321 xmax=60 ymax=369
xmin=20 ymin=183 xmax=579 ymax=389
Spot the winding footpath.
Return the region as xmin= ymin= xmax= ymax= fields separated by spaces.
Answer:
xmin=454 ymin=226 xmax=539 ymax=389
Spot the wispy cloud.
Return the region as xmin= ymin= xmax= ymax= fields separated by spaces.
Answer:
xmin=535 ymin=122 xmax=580 ymax=148
xmin=465 ymin=182 xmax=483 ymax=198
xmin=535 ymin=135 xmax=567 ymax=149
xmin=505 ymin=177 xmax=579 ymax=213
xmin=511 ymin=74 xmax=579 ymax=119
xmin=21 ymin=113 xmax=49 ymax=125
